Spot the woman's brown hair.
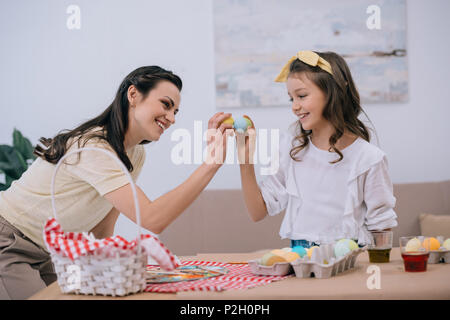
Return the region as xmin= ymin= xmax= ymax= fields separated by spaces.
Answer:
xmin=34 ymin=66 xmax=182 ymax=171
xmin=288 ymin=51 xmax=371 ymax=163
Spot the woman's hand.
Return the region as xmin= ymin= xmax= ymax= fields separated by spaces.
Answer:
xmin=104 ymin=112 xmax=236 ymax=235
xmin=205 ymin=112 xmax=234 ymax=168
xmin=236 ymin=115 xmax=256 ymax=165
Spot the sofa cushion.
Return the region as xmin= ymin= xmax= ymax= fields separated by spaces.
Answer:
xmin=419 ymin=213 xmax=450 ymax=238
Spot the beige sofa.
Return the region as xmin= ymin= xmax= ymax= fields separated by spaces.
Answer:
xmin=159 ymin=180 xmax=450 ymax=256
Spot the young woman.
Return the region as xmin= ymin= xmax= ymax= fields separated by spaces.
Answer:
xmin=0 ymin=66 xmax=233 ymax=299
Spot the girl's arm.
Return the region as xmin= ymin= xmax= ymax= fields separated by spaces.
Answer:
xmin=237 ymin=115 xmax=268 ymax=222
xmin=240 ymin=163 xmax=268 ymax=222
xmin=364 ymin=156 xmax=398 ymax=232
xmin=103 ymin=112 xmax=233 ymax=234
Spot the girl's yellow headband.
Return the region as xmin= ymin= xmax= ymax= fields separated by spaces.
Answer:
xmin=274 ymin=50 xmax=333 ymax=82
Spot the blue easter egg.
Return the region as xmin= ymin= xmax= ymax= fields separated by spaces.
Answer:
xmin=292 ymin=245 xmax=307 ymax=258
xmin=233 ymin=117 xmax=249 ymax=133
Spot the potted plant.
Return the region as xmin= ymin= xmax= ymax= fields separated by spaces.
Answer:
xmin=0 ymin=128 xmax=36 ymax=191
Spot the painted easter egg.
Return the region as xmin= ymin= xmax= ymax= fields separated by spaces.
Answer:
xmin=283 ymin=252 xmax=300 ymax=262
xmin=443 ymin=238 xmax=450 ymax=250
xmin=422 ymin=237 xmax=441 ymax=251
xmin=233 ymin=116 xmax=250 ymax=133
xmin=223 ymin=117 xmax=234 ymax=125
xmin=307 ymin=246 xmax=319 ymax=259
xmin=260 ymin=252 xmax=287 ymax=266
xmin=271 ymin=249 xmax=287 ymax=256
xmin=337 ymin=238 xmax=359 ymax=251
xmin=405 ymin=237 xmax=422 ymax=252
xmin=334 ymin=242 xmax=351 ymax=258
xmin=291 ymin=246 xmax=307 ymax=258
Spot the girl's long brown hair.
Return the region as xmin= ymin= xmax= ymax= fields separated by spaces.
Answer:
xmin=288 ymin=51 xmax=371 ymax=163
xmin=34 ymin=66 xmax=182 ymax=171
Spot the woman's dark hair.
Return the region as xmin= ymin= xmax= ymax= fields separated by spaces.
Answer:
xmin=34 ymin=66 xmax=182 ymax=171
xmin=288 ymin=51 xmax=371 ymax=164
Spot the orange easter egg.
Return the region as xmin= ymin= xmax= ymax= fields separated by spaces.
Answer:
xmin=422 ymin=237 xmax=441 ymax=251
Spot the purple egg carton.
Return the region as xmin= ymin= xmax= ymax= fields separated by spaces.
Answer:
xmin=290 ymin=244 xmax=368 ymax=279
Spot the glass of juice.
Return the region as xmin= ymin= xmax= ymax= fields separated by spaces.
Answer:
xmin=399 ymin=236 xmax=430 ymax=272
xmin=368 ymin=231 xmax=393 ymax=263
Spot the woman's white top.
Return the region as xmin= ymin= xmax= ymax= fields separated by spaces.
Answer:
xmin=258 ymin=130 xmax=398 ymax=245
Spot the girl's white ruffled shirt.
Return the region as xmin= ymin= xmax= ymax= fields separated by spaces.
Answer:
xmin=258 ymin=130 xmax=398 ymax=246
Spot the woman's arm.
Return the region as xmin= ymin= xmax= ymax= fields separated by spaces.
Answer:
xmin=104 ymin=163 xmax=221 ymax=234
xmin=89 ymin=207 xmax=120 ymax=238
xmin=103 ymin=112 xmax=233 ymax=234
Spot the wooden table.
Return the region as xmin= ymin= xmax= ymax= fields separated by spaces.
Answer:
xmin=29 ymin=248 xmax=450 ymax=300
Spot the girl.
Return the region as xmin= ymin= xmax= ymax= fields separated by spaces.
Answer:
xmin=239 ymin=51 xmax=397 ymax=249
xmin=0 ymin=66 xmax=233 ymax=299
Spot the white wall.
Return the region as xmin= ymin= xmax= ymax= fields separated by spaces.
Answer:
xmin=1 ymin=0 xmax=449 ymax=239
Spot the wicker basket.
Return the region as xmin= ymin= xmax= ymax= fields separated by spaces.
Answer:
xmin=47 ymin=147 xmax=148 ymax=297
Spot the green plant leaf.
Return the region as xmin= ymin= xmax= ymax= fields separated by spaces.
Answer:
xmin=0 ymin=144 xmax=27 ymax=180
xmin=0 ymin=168 xmax=15 ymax=191
xmin=13 ymin=128 xmax=36 ymax=161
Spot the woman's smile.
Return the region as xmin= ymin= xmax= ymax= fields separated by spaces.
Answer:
xmin=155 ymin=119 xmax=166 ymax=134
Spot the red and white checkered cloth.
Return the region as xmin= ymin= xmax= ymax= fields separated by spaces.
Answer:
xmin=43 ymin=218 xmax=179 ymax=270
xmin=145 ymin=260 xmax=293 ymax=293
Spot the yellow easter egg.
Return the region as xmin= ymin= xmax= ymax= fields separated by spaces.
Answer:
xmin=265 ymin=254 xmax=288 ymax=266
xmin=260 ymin=252 xmax=274 ymax=265
xmin=283 ymin=252 xmax=300 ymax=262
xmin=271 ymin=249 xmax=287 ymax=257
xmin=307 ymin=246 xmax=319 ymax=259
xmin=222 ymin=117 xmax=234 ymax=125
xmin=347 ymin=239 xmax=359 ymax=250
xmin=422 ymin=237 xmax=441 ymax=251
xmin=405 ymin=238 xmax=421 ymax=252
xmin=443 ymin=238 xmax=450 ymax=250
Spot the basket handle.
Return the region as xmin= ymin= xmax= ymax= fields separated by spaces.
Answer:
xmin=50 ymin=147 xmax=142 ymax=253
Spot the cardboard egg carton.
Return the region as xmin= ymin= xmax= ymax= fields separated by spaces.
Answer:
xmin=291 ymin=244 xmax=367 ymax=279
xmin=248 ymin=244 xmax=367 ymax=278
xmin=247 ymin=259 xmax=293 ymax=276
xmin=428 ymin=250 xmax=450 ymax=263
xmin=428 ymin=236 xmax=450 ymax=264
